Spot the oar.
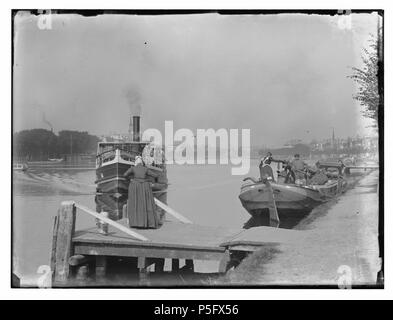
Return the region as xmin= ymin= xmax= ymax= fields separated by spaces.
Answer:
xmin=263 ymin=179 xmax=280 ymax=228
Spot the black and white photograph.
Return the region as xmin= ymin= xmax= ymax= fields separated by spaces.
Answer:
xmin=11 ymin=8 xmax=383 ymax=290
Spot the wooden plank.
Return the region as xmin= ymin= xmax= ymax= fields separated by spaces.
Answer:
xmin=73 ymin=220 xmax=239 ymax=251
xmin=75 ymin=203 xmax=149 ymax=241
xmin=264 ymin=180 xmax=280 ymax=227
xmin=154 ymin=198 xmax=192 ymax=224
xmin=74 ymin=243 xmax=225 ymax=261
xmin=221 ymin=226 xmax=305 ymax=247
xmin=53 ymin=201 xmax=76 ymax=284
xmin=228 ymin=244 xmax=264 ymax=252
xmin=346 ymin=165 xmax=379 ymax=170
xmin=73 ymin=234 xmax=228 ymax=251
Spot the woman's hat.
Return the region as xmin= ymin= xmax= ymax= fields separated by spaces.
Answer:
xmin=134 ymin=156 xmax=143 ymax=165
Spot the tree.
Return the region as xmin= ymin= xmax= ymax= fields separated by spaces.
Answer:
xmin=57 ymin=130 xmax=99 ymax=155
xmin=13 ymin=129 xmax=58 ymax=160
xmin=349 ymin=34 xmax=381 ymax=127
xmin=13 ymin=129 xmax=100 ymax=161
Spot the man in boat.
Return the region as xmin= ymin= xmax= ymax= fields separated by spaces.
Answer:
xmin=277 ymin=160 xmax=296 ymax=184
xmin=337 ymin=159 xmax=345 ymax=176
xmin=259 ymin=152 xmax=275 ymax=182
xmin=290 ymin=154 xmax=308 ymax=180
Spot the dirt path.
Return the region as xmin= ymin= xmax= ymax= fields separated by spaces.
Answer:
xmin=224 ymin=170 xmax=381 ymax=286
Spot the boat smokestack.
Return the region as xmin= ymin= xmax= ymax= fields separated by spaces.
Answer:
xmin=128 ymin=116 xmax=133 ymax=141
xmin=132 ymin=116 xmax=140 ymax=142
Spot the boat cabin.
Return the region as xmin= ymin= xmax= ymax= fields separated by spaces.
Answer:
xmin=96 ymin=141 xmax=165 ymax=171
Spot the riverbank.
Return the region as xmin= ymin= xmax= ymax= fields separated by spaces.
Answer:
xmin=222 ymin=170 xmax=381 ymax=286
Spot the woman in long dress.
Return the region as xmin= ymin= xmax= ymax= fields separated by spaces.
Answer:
xmin=124 ymin=156 xmax=159 ymax=229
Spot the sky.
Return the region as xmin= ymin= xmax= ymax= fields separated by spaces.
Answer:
xmin=13 ymin=11 xmax=380 ymax=147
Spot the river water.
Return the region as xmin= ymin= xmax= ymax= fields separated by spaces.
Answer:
xmin=13 ymin=160 xmax=266 ymax=282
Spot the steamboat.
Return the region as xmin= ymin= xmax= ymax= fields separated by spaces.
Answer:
xmin=95 ymin=115 xmax=167 ymax=219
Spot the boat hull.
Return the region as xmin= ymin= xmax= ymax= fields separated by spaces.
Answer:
xmin=239 ymin=182 xmax=324 ymax=212
xmin=95 ymin=162 xmax=131 ymax=194
xmin=96 ymin=162 xmax=167 ymax=194
xmin=239 ymin=181 xmax=328 ymax=228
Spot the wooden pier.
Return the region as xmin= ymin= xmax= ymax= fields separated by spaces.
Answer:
xmin=50 ymin=201 xmax=304 ymax=287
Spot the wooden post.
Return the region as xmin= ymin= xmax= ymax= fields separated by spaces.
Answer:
xmin=52 ymin=201 xmax=76 ymax=285
xmin=50 ymin=215 xmax=59 ymax=283
xmin=183 ymin=259 xmax=194 ymax=273
xmin=218 ymin=251 xmax=231 ymax=274
xmin=154 ymin=258 xmax=165 ymax=273
xmin=138 ymin=257 xmax=149 ymax=286
xmin=96 ymin=256 xmax=107 ymax=280
xmin=75 ymin=265 xmax=89 ymax=284
xmin=172 ymin=259 xmax=180 ymax=273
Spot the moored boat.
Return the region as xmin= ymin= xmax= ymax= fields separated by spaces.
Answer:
xmin=239 ymin=178 xmax=325 ymax=212
xmin=239 ymin=162 xmax=347 ymax=228
xmin=13 ymin=163 xmax=28 ymax=172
